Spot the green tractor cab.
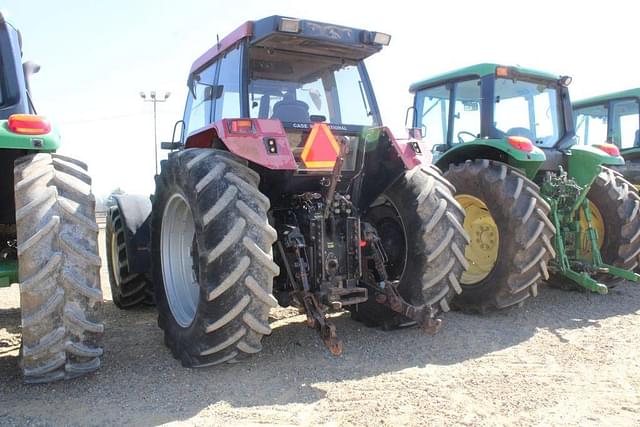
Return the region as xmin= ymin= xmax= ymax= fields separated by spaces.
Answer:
xmin=573 ymin=88 xmax=640 ymax=188
xmin=0 ymin=12 xmax=103 ymax=383
xmin=410 ymin=64 xmax=640 ymax=299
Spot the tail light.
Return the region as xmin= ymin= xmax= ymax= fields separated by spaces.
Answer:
xmin=594 ymin=143 xmax=620 ymax=157
xmin=7 ymin=114 xmax=51 ymax=135
xmin=227 ymin=119 xmax=255 ymax=134
xmin=507 ymin=136 xmax=533 ymax=152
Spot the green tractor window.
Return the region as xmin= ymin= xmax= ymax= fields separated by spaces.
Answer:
xmin=575 ymin=104 xmax=608 ymax=146
xmin=416 ymin=85 xmax=449 ymax=146
xmin=612 ymin=100 xmax=639 ymax=148
xmin=575 ymin=97 xmax=639 ymax=149
xmin=494 ymin=79 xmax=561 ymax=146
xmin=451 ymin=79 xmax=481 ymax=143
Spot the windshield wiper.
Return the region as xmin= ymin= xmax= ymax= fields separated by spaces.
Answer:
xmin=358 ymin=81 xmax=372 ymax=117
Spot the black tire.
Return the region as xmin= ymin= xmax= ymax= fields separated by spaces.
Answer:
xmin=585 ymin=167 xmax=640 ymax=283
xmin=14 ymin=153 xmax=103 ymax=383
xmin=611 ymin=158 xmax=640 ymax=188
xmin=152 ymin=149 xmax=279 ymax=367
xmin=106 ymin=206 xmax=154 ymax=308
xmin=444 ymin=160 xmax=555 ymax=313
xmin=350 ymin=165 xmax=469 ymax=328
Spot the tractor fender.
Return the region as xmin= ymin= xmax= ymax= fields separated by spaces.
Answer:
xmin=434 ymin=138 xmax=545 ymax=180
xmin=567 ymin=144 xmax=624 ymax=188
xmin=112 ymin=194 xmax=152 ymax=274
xmin=185 ymin=119 xmax=297 ymax=170
xmin=378 ymin=127 xmax=426 ymax=170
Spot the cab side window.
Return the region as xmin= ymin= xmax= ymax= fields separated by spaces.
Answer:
xmin=213 ymin=45 xmax=242 ymax=121
xmin=185 ymin=62 xmax=218 ymax=135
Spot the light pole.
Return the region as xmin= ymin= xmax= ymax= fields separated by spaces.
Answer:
xmin=140 ymin=90 xmax=170 ymax=175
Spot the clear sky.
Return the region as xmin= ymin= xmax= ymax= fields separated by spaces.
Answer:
xmin=3 ymin=0 xmax=638 ymax=196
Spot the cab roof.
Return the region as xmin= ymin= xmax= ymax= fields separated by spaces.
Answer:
xmin=190 ymin=15 xmax=389 ymax=74
xmin=573 ymin=88 xmax=640 ymax=109
xmin=409 ymin=63 xmax=561 ymax=93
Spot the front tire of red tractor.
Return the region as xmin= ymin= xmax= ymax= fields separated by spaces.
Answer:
xmin=583 ymin=167 xmax=640 ymax=285
xmin=350 ymin=165 xmax=469 ymax=328
xmin=14 ymin=153 xmax=103 ymax=383
xmin=106 ymin=206 xmax=154 ymax=308
xmin=151 ymin=149 xmax=279 ymax=367
xmin=444 ymin=159 xmax=555 ymax=313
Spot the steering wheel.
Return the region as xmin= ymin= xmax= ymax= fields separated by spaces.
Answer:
xmin=457 ymin=131 xmax=477 ymax=144
xmin=506 ymin=127 xmax=535 ymax=141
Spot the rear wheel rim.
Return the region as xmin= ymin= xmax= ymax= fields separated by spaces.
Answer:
xmin=109 ymin=229 xmax=121 ymax=287
xmin=369 ymin=199 xmax=408 ymax=282
xmin=161 ymin=193 xmax=199 ymax=328
xmin=578 ymin=199 xmax=605 ymax=261
xmin=456 ymin=194 xmax=499 ymax=285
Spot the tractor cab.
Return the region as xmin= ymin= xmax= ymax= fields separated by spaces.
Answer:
xmin=174 ymin=16 xmax=404 ymax=203
xmin=573 ymin=89 xmax=640 ymax=188
xmin=573 ymin=89 xmax=640 ymax=150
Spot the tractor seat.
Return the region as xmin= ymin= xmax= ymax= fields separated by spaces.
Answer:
xmin=271 ymin=97 xmax=310 ymax=123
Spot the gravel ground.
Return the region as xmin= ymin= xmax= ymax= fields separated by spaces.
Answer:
xmin=1 ymin=228 xmax=639 ymax=426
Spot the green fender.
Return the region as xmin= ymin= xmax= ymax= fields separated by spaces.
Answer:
xmin=434 ymin=138 xmax=546 ymax=180
xmin=567 ymin=145 xmax=624 ymax=188
xmin=0 ymin=119 xmax=60 ymax=151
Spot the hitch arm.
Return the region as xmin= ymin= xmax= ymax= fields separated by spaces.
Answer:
xmin=362 ymin=223 xmax=442 ymax=334
xmin=283 ymin=226 xmax=343 ymax=355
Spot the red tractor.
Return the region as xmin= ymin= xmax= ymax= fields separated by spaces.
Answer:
xmin=107 ymin=16 xmax=468 ymax=366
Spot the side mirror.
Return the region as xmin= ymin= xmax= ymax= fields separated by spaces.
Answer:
xmin=204 ymin=85 xmax=224 ymax=101
xmin=432 ymin=144 xmax=447 ymax=153
xmin=161 ymin=120 xmax=185 ymax=151
xmin=404 ymin=106 xmax=417 ymax=129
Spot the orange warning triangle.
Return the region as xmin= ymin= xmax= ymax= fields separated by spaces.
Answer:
xmin=301 ymin=123 xmax=340 ymax=168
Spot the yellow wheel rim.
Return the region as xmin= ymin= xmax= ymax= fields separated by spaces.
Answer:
xmin=456 ymin=194 xmax=499 ymax=285
xmin=578 ymin=200 xmax=605 ymax=261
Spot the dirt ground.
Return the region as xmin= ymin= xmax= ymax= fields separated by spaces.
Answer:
xmin=1 ymin=228 xmax=640 ymax=426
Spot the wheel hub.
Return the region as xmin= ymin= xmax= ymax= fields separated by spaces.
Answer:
xmin=161 ymin=193 xmax=200 ymax=328
xmin=455 ymin=194 xmax=499 ymax=285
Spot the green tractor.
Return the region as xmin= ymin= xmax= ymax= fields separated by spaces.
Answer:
xmin=573 ymin=89 xmax=640 ymax=188
xmin=0 ymin=13 xmax=103 ymax=382
xmin=409 ymin=64 xmax=640 ymax=304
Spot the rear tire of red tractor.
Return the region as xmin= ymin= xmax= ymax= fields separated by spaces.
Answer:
xmin=151 ymin=149 xmax=279 ymax=367
xmin=350 ymin=165 xmax=469 ymax=329
xmin=14 ymin=153 xmax=103 ymax=383
xmin=106 ymin=206 xmax=154 ymax=308
xmin=444 ymin=159 xmax=555 ymax=313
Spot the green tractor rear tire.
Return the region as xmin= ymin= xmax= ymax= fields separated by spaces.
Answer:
xmin=444 ymin=159 xmax=555 ymax=313
xmin=14 ymin=153 xmax=103 ymax=383
xmin=574 ymin=167 xmax=640 ymax=287
xmin=611 ymin=158 xmax=640 ymax=190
